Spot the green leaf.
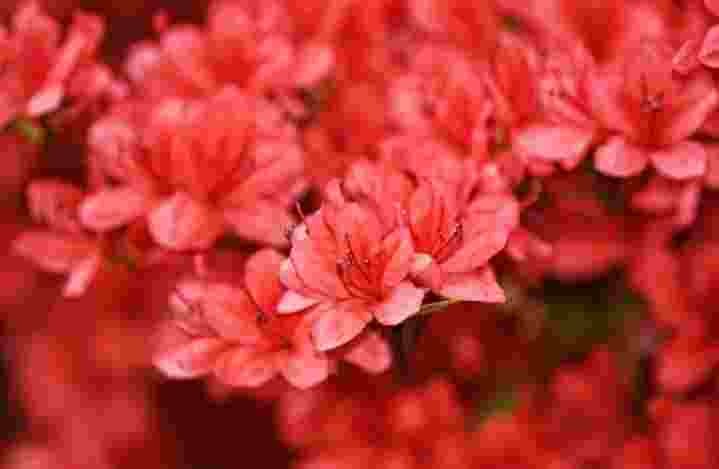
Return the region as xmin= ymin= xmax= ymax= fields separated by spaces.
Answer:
xmin=12 ymin=118 xmax=47 ymax=145
xmin=417 ymin=298 xmax=461 ymax=316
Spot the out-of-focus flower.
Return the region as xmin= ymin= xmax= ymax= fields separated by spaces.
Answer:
xmin=12 ymin=179 xmax=104 ymax=297
xmin=592 ymin=40 xmax=718 ymax=179
xmin=0 ymin=2 xmax=106 ymax=127
xmin=278 ymin=378 xmax=475 ymax=469
xmin=80 ymin=87 xmax=305 ymax=250
xmin=124 ymin=0 xmax=333 ymax=103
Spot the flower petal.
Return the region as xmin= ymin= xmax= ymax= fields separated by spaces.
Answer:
xmin=699 ymin=25 xmax=719 ymax=68
xmin=342 ymin=331 xmax=392 ymax=374
xmin=374 ymin=281 xmax=426 ymax=326
xmin=513 ymin=123 xmax=594 ymax=162
xmin=438 ymin=268 xmax=505 ymax=303
xmin=380 ymin=227 xmax=415 ymax=289
xmin=201 ymin=284 xmax=264 ymax=344
xmin=148 ymin=192 xmax=224 ymax=250
xmin=410 ymin=254 xmax=443 ymax=291
xmin=79 ymin=186 xmax=150 ymax=232
xmin=650 ymin=141 xmax=707 ymax=180
xmin=244 ymin=249 xmax=285 ymax=315
xmin=26 ymin=84 xmax=64 ymax=117
xmin=214 ymin=347 xmax=277 ymax=388
xmin=594 ymin=137 xmax=649 ymax=177
xmin=153 ymin=324 xmax=225 ymax=379
xmin=311 ymin=302 xmax=371 ymax=352
xmin=294 ymin=42 xmax=335 ymax=88
xmin=440 ymin=229 xmax=507 ymax=274
xmin=280 ymin=351 xmax=330 ymax=389
xmin=63 ymin=252 xmax=102 ymax=298
xmin=223 ymin=201 xmax=294 ymax=247
xmin=660 ymin=70 xmax=719 ymax=145
xmin=12 ymin=231 xmax=94 ymax=273
xmin=277 ymin=290 xmax=321 ymax=314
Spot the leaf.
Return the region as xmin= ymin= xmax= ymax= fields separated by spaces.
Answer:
xmin=12 ymin=118 xmax=47 ymax=145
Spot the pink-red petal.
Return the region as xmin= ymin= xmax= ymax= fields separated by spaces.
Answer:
xmin=594 ymin=137 xmax=649 ymax=177
xmin=79 ymin=186 xmax=151 ymax=232
xmin=438 ymin=268 xmax=505 ymax=303
xmin=374 ymin=281 xmax=426 ymax=326
xmin=650 ymin=141 xmax=707 ymax=180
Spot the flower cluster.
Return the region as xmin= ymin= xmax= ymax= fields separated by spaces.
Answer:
xmin=3 ymin=1 xmax=719 ymax=468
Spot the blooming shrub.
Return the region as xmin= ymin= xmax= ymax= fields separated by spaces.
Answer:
xmin=2 ymin=1 xmax=719 ymax=468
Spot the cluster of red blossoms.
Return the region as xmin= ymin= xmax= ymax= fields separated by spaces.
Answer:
xmin=3 ymin=0 xmax=719 ymax=468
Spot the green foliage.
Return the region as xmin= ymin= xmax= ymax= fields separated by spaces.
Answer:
xmin=12 ymin=118 xmax=47 ymax=145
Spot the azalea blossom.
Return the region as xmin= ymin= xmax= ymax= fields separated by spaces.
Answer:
xmin=79 ymin=86 xmax=306 ymax=250
xmin=276 ymin=181 xmax=424 ymax=352
xmin=343 ymin=158 xmax=515 ymax=301
xmin=0 ymin=2 xmax=105 ymax=127
xmin=591 ymin=40 xmax=718 ymax=179
xmin=154 ymin=249 xmax=391 ymax=388
xmin=12 ymin=179 xmax=104 ymax=297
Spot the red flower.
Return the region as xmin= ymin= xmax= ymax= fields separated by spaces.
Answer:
xmin=277 ymin=184 xmax=423 ymax=351
xmin=0 ymin=2 xmax=105 ymax=127
xmin=80 ymin=87 xmax=305 ymax=250
xmin=12 ymin=179 xmax=103 ymax=297
xmin=592 ymin=40 xmax=718 ymax=179
xmin=154 ymin=249 xmax=391 ymax=388
xmin=342 ymin=158 xmax=514 ymax=302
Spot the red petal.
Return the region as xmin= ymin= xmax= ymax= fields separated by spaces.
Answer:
xmin=280 ymin=351 xmax=330 ymax=389
xmin=214 ymin=348 xmax=277 ymax=388
xmin=374 ymin=281 xmax=426 ymax=326
xmin=79 ymin=186 xmax=150 ymax=232
xmin=223 ymin=201 xmax=294 ymax=247
xmin=342 ymin=331 xmax=392 ymax=374
xmin=244 ymin=249 xmax=285 ymax=315
xmin=700 ymin=25 xmax=719 ymax=68
xmin=513 ymin=123 xmax=594 ymax=162
xmin=12 ymin=231 xmax=94 ymax=273
xmin=438 ymin=268 xmax=505 ymax=303
xmin=148 ymin=192 xmax=224 ymax=250
xmin=651 ymin=141 xmax=707 ymax=180
xmin=594 ymin=137 xmax=649 ymax=177
xmin=311 ymin=302 xmax=371 ymax=352
xmin=153 ymin=325 xmax=225 ymax=379
xmin=277 ymin=291 xmax=321 ymax=314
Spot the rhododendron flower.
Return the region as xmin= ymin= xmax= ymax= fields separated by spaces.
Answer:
xmin=513 ymin=42 xmax=600 ymax=171
xmin=341 ymin=159 xmax=514 ymax=302
xmin=124 ymin=0 xmax=333 ymax=103
xmin=80 ymin=86 xmax=305 ymax=250
xmin=387 ymin=43 xmax=493 ymax=158
xmin=0 ymin=2 xmax=105 ymax=127
xmin=12 ymin=179 xmax=103 ymax=297
xmin=592 ymin=40 xmax=718 ymax=179
xmin=277 ymin=185 xmax=424 ymax=351
xmin=154 ymin=249 xmax=391 ymax=388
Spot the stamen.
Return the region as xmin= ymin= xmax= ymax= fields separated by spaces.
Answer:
xmin=344 ymin=234 xmax=372 ymax=283
xmin=434 ymin=221 xmax=464 ymax=261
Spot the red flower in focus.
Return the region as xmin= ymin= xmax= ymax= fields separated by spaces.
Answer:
xmin=0 ymin=2 xmax=105 ymax=127
xmin=592 ymin=40 xmax=718 ymax=179
xmin=154 ymin=249 xmax=391 ymax=389
xmin=277 ymin=183 xmax=424 ymax=351
xmin=341 ymin=159 xmax=514 ymax=302
xmin=80 ymin=87 xmax=305 ymax=250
